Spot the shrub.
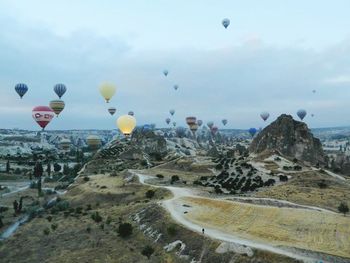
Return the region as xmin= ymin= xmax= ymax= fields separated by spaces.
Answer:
xmin=110 ymin=171 xmax=118 ymax=177
xmin=141 ymin=245 xmax=155 ymax=259
xmin=46 ymin=215 xmax=53 ymax=222
xmin=43 ymin=228 xmax=50 ymax=235
xmin=167 ymin=224 xmax=177 ymax=236
xmin=145 ymin=190 xmax=155 ymax=199
xmin=118 ymin=223 xmax=133 ymax=238
xmin=91 ymin=212 xmax=103 ymax=223
xmin=338 ymin=202 xmax=349 ymax=216
xmin=279 ymin=174 xmax=288 ymax=182
xmin=86 ymin=204 xmax=92 ymax=211
xmin=156 ymin=174 xmax=164 ymax=179
xmin=75 ymin=207 xmax=83 ymax=214
xmin=83 ymin=176 xmax=90 ymax=182
xmin=106 ymin=216 xmax=112 ymax=225
xmin=51 ymin=223 xmax=58 ymax=231
xmin=317 ymin=180 xmax=328 ymax=189
xmin=86 ymin=226 xmax=91 ymax=233
xmin=171 ymin=175 xmax=180 ymax=183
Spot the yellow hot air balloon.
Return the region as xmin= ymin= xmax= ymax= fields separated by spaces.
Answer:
xmin=117 ymin=115 xmax=136 ymax=136
xmin=49 ymin=99 xmax=65 ymax=117
xmin=99 ymin=82 xmax=116 ymax=103
xmin=86 ymin=135 xmax=101 ymax=150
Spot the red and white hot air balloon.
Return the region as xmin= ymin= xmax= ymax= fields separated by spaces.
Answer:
xmin=32 ymin=106 xmax=55 ymax=130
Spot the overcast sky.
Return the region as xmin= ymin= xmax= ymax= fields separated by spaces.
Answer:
xmin=1 ymin=0 xmax=350 ymax=130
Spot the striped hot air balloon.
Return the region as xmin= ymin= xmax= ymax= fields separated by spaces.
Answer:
xmin=32 ymin=106 xmax=55 ymax=130
xmin=260 ymin=112 xmax=270 ymax=121
xmin=54 ymin=84 xmax=67 ymax=99
xmin=15 ymin=83 xmax=28 ymax=99
xmin=108 ymin=107 xmax=116 ymax=115
xmin=49 ymin=100 xmax=65 ymax=117
xmin=86 ymin=135 xmax=101 ymax=150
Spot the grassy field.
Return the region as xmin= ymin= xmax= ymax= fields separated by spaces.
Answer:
xmin=0 ymin=173 xmax=301 ymax=263
xmin=182 ymin=196 xmax=350 ymax=259
xmin=255 ymin=170 xmax=350 ymax=212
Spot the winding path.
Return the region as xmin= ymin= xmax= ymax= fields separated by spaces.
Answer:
xmin=131 ymin=170 xmax=335 ymax=263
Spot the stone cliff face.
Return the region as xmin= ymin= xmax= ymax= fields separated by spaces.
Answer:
xmin=249 ymin=114 xmax=325 ymax=165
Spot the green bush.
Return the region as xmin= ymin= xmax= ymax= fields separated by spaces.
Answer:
xmin=145 ymin=190 xmax=155 ymax=199
xmin=43 ymin=228 xmax=50 ymax=235
xmin=51 ymin=223 xmax=58 ymax=231
xmin=118 ymin=223 xmax=133 ymax=238
xmin=83 ymin=176 xmax=90 ymax=182
xmin=141 ymin=245 xmax=154 ymax=259
xmin=91 ymin=211 xmax=103 ymax=223
xmin=46 ymin=215 xmax=53 ymax=222
xmin=167 ymin=224 xmax=177 ymax=236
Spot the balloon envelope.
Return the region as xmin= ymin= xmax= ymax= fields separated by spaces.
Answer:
xmin=297 ymin=109 xmax=307 ymax=120
xmin=166 ymin=118 xmax=171 ymax=125
xmin=128 ymin=111 xmax=134 ymax=116
xmin=173 ymin=85 xmax=179 ymax=91
xmin=197 ymin=120 xmax=203 ymax=127
xmin=54 ymin=84 xmax=67 ymax=99
xmin=32 ymin=106 xmax=55 ymax=130
xmin=99 ymin=82 xmax=116 ymax=103
xmin=49 ymin=100 xmax=65 ymax=117
xmin=222 ymin=18 xmax=230 ymax=29
xmin=248 ymin=128 xmax=257 ymax=137
xmin=15 ymin=83 xmax=28 ymax=99
xmin=60 ymin=138 xmax=71 ymax=150
xmin=222 ymin=119 xmax=228 ymax=126
xmin=86 ymin=135 xmax=101 ymax=150
xmin=207 ymin=121 xmax=214 ymax=129
xmin=169 ymin=109 xmax=175 ymax=116
xmin=163 ymin=70 xmax=168 ymax=76
xmin=108 ymin=107 xmax=116 ymax=115
xmin=186 ymin=116 xmax=197 ymax=125
xmin=117 ymin=115 xmax=137 ymax=136
xmin=260 ymin=112 xmax=270 ymax=121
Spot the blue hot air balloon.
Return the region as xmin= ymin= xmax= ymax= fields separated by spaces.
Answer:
xmin=222 ymin=18 xmax=230 ymax=29
xmin=54 ymin=83 xmax=67 ymax=99
xmin=15 ymin=83 xmax=28 ymax=99
xmin=163 ymin=70 xmax=168 ymax=77
xmin=248 ymin=128 xmax=257 ymax=137
xmin=297 ymin=109 xmax=307 ymax=121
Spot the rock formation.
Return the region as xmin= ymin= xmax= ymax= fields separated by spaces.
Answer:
xmin=249 ymin=114 xmax=325 ymax=165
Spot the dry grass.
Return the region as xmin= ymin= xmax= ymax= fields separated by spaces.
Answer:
xmin=255 ymin=171 xmax=350 ymax=212
xmin=182 ymin=196 xmax=350 ymax=259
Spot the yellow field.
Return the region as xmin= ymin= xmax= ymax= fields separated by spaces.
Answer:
xmin=182 ymin=196 xmax=350 ymax=258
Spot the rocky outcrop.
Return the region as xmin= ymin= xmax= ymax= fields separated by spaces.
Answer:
xmin=249 ymin=114 xmax=325 ymax=165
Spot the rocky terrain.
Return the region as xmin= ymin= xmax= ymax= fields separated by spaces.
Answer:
xmin=249 ymin=114 xmax=325 ymax=166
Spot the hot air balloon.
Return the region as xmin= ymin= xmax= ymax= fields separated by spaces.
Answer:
xmin=163 ymin=70 xmax=168 ymax=77
xmin=60 ymin=138 xmax=71 ymax=151
xmin=166 ymin=118 xmax=171 ymax=125
xmin=54 ymin=84 xmax=67 ymax=99
xmin=99 ymin=82 xmax=116 ymax=103
xmin=311 ymin=113 xmax=315 ymax=117
xmin=260 ymin=112 xmax=270 ymax=121
xmin=128 ymin=111 xmax=134 ymax=116
xmin=248 ymin=128 xmax=257 ymax=138
xmin=207 ymin=121 xmax=214 ymax=129
xmin=189 ymin=123 xmax=198 ymax=134
xmin=312 ymin=90 xmax=316 ymax=94
xmin=108 ymin=107 xmax=116 ymax=115
xmin=172 ymin=121 xmax=176 ymax=127
xmin=211 ymin=126 xmax=218 ymax=135
xmin=186 ymin=116 xmax=197 ymax=125
xmin=197 ymin=120 xmax=203 ymax=127
xmin=169 ymin=109 xmax=175 ymax=116
xmin=173 ymin=85 xmax=179 ymax=91
xmin=32 ymin=106 xmax=55 ymax=130
xmin=117 ymin=115 xmax=137 ymax=136
xmin=222 ymin=18 xmax=230 ymax=29
xmin=297 ymin=109 xmax=307 ymax=120
xmin=86 ymin=135 xmax=101 ymax=150
xmin=49 ymin=100 xmax=65 ymax=117
xmin=222 ymin=119 xmax=228 ymax=126
xmin=176 ymin=126 xmax=186 ymax=138
xmin=15 ymin=83 xmax=28 ymax=99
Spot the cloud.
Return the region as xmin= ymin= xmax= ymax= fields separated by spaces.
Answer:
xmin=0 ymin=10 xmax=350 ymax=130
